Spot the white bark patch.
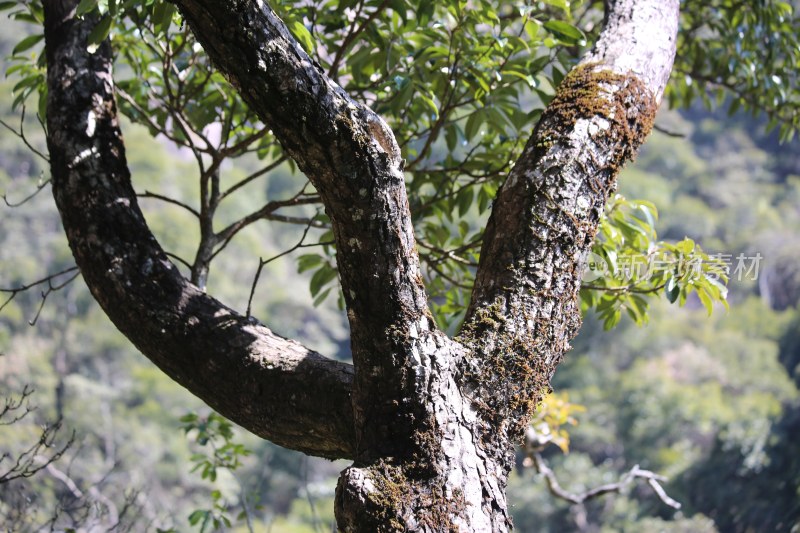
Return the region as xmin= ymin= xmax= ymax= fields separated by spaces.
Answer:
xmin=85 ymin=110 xmax=96 ymax=137
xmin=575 ymin=195 xmax=591 ymax=215
xmin=69 ymin=146 xmax=98 ymax=168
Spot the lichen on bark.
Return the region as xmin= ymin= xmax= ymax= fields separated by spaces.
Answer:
xmin=41 ymin=0 xmax=680 ymax=530
xmin=535 ymin=62 xmax=658 ymax=173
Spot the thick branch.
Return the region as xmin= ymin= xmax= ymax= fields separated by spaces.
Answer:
xmin=42 ymin=1 xmax=355 ymax=460
xmin=170 ymin=0 xmax=437 ymax=460
xmin=460 ymin=0 xmax=680 ymax=440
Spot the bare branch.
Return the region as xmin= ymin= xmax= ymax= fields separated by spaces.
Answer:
xmin=0 ymin=385 xmax=35 ymax=426
xmin=653 ymin=123 xmax=687 ymax=138
xmin=3 ymin=176 xmax=51 ymax=208
xmin=219 ymin=155 xmax=289 ymax=202
xmin=136 ymin=190 xmax=201 ymax=218
xmin=212 ymin=192 xmax=323 ymax=261
xmin=246 ymin=219 xmax=316 ymax=318
xmin=528 ymin=452 xmax=681 ymax=510
xmin=0 ymin=388 xmax=75 ymax=485
xmin=164 ymin=251 xmax=193 ymax=270
xmin=0 ymin=266 xmax=81 ymax=323
xmin=0 ymin=106 xmax=50 ymax=162
xmin=116 ymin=87 xmax=194 ymax=149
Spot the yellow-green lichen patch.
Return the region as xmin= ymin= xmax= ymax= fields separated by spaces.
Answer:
xmin=459 ymin=300 xmax=553 ymax=441
xmin=536 ymin=62 xmax=658 ymax=171
xmin=363 ymin=459 xmax=465 ymax=532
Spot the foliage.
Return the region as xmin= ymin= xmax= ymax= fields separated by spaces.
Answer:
xmin=0 ymin=0 xmax=740 ymax=331
xmin=583 ymin=195 xmax=729 ymax=330
xmin=672 ymin=0 xmax=800 ymax=143
xmin=178 ymin=412 xmax=253 ymax=532
xmin=1 ymin=0 xmax=799 ymax=531
xmin=527 ymin=392 xmax=585 ymax=454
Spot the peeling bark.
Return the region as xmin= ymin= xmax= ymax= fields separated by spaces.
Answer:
xmin=41 ymin=0 xmax=680 ymax=530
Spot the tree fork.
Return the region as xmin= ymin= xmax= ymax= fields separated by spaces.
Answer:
xmin=42 ymin=0 xmax=679 ymax=530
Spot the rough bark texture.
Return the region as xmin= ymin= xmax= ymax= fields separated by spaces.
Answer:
xmin=461 ymin=0 xmax=679 ymax=481
xmin=171 ymin=0 xmax=434 ymax=466
xmin=42 ymin=0 xmax=679 ymax=530
xmin=42 ymin=0 xmax=355 ymax=460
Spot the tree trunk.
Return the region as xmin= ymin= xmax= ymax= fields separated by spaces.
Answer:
xmin=41 ymin=0 xmax=679 ymax=530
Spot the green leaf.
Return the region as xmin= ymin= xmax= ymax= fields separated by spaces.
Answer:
xmin=665 ymin=276 xmax=680 ymax=303
xmin=389 ymin=0 xmax=408 ymax=23
xmin=312 ymin=287 xmax=332 ymax=307
xmin=465 ymin=109 xmax=483 ymax=141
xmin=76 ymin=0 xmax=98 ymax=16
xmin=297 ymin=254 xmax=323 ymax=273
xmin=87 ymin=15 xmax=113 ymax=47
xmin=309 ymin=265 xmax=337 ymax=297
xmin=188 ymin=510 xmax=208 ymax=526
xmin=696 ymin=287 xmax=714 ymax=315
xmin=456 ymin=187 xmax=473 ymax=217
xmin=417 ymin=0 xmax=434 ymax=26
xmin=444 ymin=124 xmax=459 ymax=152
xmin=602 ymin=307 xmax=621 ymax=330
xmin=152 ymin=1 xmax=177 ymax=34
xmin=12 ymin=74 xmax=42 ymax=96
xmin=417 ymin=92 xmax=439 ymax=119
xmin=37 ymin=85 xmax=47 ymax=120
xmin=288 ymin=20 xmax=315 ymax=54
xmin=12 ymin=34 xmax=44 ymax=55
xmin=543 ymin=20 xmax=584 ymax=44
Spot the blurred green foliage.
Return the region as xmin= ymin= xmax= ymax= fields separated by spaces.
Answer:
xmin=1 ymin=0 xmax=799 ymax=531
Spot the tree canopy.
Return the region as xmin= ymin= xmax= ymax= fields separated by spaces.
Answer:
xmin=1 ymin=0 xmax=799 ymax=531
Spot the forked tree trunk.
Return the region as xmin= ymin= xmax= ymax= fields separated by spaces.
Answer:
xmin=41 ymin=0 xmax=678 ymax=530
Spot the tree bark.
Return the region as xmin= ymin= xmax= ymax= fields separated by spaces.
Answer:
xmin=42 ymin=0 xmax=355 ymax=460
xmin=41 ymin=0 xmax=679 ymax=530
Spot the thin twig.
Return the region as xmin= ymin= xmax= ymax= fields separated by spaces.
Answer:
xmin=163 ymin=251 xmax=193 ymax=271
xmin=580 ymin=282 xmax=667 ymax=295
xmin=653 ymin=123 xmax=687 ymax=138
xmin=246 ymin=221 xmax=317 ymax=318
xmin=219 ymin=156 xmax=289 ymax=201
xmin=212 ymin=192 xmax=322 ymax=261
xmin=0 ymin=385 xmax=35 ymax=426
xmin=3 ymin=177 xmax=51 ymax=207
xmin=27 ymin=271 xmax=81 ymax=326
xmin=1 ymin=266 xmax=81 ymax=323
xmin=530 ymin=452 xmax=681 ymax=510
xmin=328 ymin=0 xmax=391 ymax=79
xmin=136 ymin=190 xmax=201 ymax=218
xmin=0 ymin=107 xmax=49 ymax=162
xmin=0 ymin=416 xmax=74 ymax=484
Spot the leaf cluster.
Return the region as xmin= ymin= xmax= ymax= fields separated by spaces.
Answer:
xmin=582 ymin=195 xmax=729 ymax=330
xmin=672 ymin=0 xmax=800 ymax=142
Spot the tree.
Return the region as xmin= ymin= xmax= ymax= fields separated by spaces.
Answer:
xmin=3 ymin=0 xmax=797 ymax=530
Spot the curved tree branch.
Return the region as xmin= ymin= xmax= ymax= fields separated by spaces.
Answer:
xmin=42 ymin=0 xmax=355 ymax=460
xmin=529 ymin=452 xmax=681 ymax=510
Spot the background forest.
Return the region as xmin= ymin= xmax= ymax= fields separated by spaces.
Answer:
xmin=1 ymin=7 xmax=800 ymax=533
